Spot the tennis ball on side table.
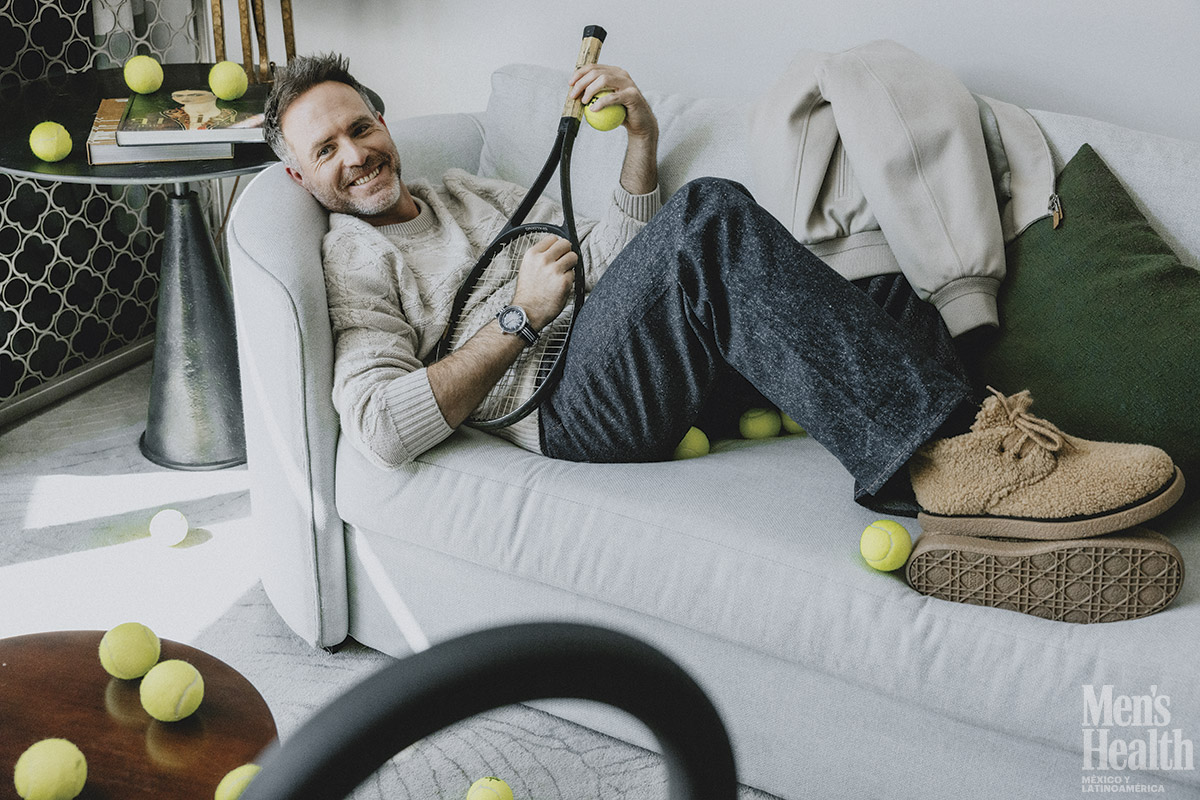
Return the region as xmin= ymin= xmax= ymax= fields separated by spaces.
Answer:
xmin=28 ymin=122 xmax=72 ymax=163
xmin=860 ymin=519 xmax=912 ymax=572
xmin=99 ymin=621 xmax=161 ymax=679
xmin=215 ymin=764 xmax=263 ymax=800
xmin=123 ymin=54 xmax=163 ymax=94
xmin=780 ymin=412 xmax=806 ymax=435
xmin=673 ymin=426 xmax=711 ymax=460
xmin=467 ymin=777 xmax=513 ymax=800
xmin=208 ymin=61 xmax=248 ymax=101
xmin=739 ymin=407 xmax=781 ymax=439
xmin=149 ymin=508 xmax=189 ymax=546
xmin=584 ymin=89 xmax=626 ymax=131
xmin=140 ymin=659 xmax=204 ymax=722
xmin=13 ymin=739 xmax=87 ymax=800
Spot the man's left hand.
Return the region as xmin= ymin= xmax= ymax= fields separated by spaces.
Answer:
xmin=569 ymin=65 xmax=659 ymax=142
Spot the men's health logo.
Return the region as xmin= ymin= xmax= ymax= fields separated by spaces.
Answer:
xmin=1081 ymin=685 xmax=1194 ymax=793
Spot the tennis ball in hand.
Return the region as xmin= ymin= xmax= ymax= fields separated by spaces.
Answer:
xmin=584 ymin=90 xmax=626 ymax=131
xmin=215 ymin=764 xmax=263 ymax=800
xmin=860 ymin=520 xmax=912 ymax=572
xmin=673 ymin=426 xmax=711 ymax=460
xmin=149 ymin=508 xmax=189 ymax=546
xmin=739 ymin=407 xmax=782 ymax=439
xmin=140 ymin=659 xmax=204 ymax=722
xmin=13 ymin=739 xmax=87 ymax=800
xmin=28 ymin=122 xmax=72 ymax=163
xmin=99 ymin=621 xmax=161 ymax=679
xmin=123 ymin=54 xmax=163 ymax=94
xmin=780 ymin=412 xmax=806 ymax=435
xmin=208 ymin=61 xmax=248 ymax=101
xmin=467 ymin=777 xmax=513 ymax=800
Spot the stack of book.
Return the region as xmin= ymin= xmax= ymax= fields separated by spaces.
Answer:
xmin=86 ymin=82 xmax=268 ymax=165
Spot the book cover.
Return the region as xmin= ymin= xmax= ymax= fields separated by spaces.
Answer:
xmin=87 ymin=99 xmax=234 ymax=164
xmin=115 ymin=82 xmax=268 ymax=146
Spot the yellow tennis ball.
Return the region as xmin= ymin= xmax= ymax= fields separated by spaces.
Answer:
xmin=28 ymin=122 xmax=72 ymax=163
xmin=149 ymin=508 xmax=189 ymax=546
xmin=124 ymin=54 xmax=163 ymax=94
xmin=208 ymin=61 xmax=248 ymax=101
xmin=140 ymin=659 xmax=204 ymax=722
xmin=673 ymin=426 xmax=711 ymax=460
xmin=780 ymin=412 xmax=806 ymax=435
xmin=584 ymin=89 xmax=626 ymax=131
xmin=99 ymin=621 xmax=161 ymax=680
xmin=467 ymin=777 xmax=513 ymax=800
xmin=739 ymin=407 xmax=782 ymax=439
xmin=13 ymin=739 xmax=87 ymax=800
xmin=215 ymin=764 xmax=262 ymax=800
xmin=860 ymin=519 xmax=912 ymax=572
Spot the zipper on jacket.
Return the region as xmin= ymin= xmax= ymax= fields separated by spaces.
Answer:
xmin=1049 ymin=193 xmax=1064 ymax=229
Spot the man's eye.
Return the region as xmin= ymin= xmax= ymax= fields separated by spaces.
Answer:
xmin=317 ymin=145 xmax=332 ymax=158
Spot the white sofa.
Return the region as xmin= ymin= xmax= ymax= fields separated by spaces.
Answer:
xmin=227 ymin=63 xmax=1200 ymax=799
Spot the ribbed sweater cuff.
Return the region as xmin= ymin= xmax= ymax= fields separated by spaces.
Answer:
xmin=381 ymin=368 xmax=455 ymax=459
xmin=930 ymin=276 xmax=1001 ymax=337
xmin=614 ymin=185 xmax=662 ymax=222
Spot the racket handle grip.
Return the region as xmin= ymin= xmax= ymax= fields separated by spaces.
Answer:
xmin=563 ymin=25 xmax=607 ymax=119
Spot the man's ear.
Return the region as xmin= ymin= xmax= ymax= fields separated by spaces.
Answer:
xmin=377 ymin=111 xmax=388 ymax=130
xmin=284 ymin=165 xmax=306 ymax=188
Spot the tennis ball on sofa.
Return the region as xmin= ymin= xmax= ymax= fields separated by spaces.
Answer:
xmin=739 ymin=407 xmax=781 ymax=439
xmin=584 ymin=90 xmax=626 ymax=131
xmin=209 ymin=61 xmax=248 ymax=101
xmin=215 ymin=763 xmax=262 ymax=800
xmin=860 ymin=520 xmax=912 ymax=572
xmin=99 ymin=621 xmax=161 ymax=679
xmin=28 ymin=122 xmax=72 ymax=163
xmin=673 ymin=426 xmax=711 ymax=460
xmin=780 ymin=412 xmax=806 ymax=435
xmin=13 ymin=739 xmax=87 ymax=800
xmin=149 ymin=508 xmax=189 ymax=546
xmin=467 ymin=777 xmax=513 ymax=800
xmin=123 ymin=54 xmax=163 ymax=94
xmin=140 ymin=659 xmax=204 ymax=722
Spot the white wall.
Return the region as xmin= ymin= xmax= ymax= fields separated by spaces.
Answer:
xmin=256 ymin=0 xmax=1198 ymax=142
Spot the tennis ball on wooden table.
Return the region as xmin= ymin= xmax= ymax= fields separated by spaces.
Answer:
xmin=215 ymin=764 xmax=262 ymax=800
xmin=99 ymin=621 xmax=161 ymax=679
xmin=780 ymin=412 xmax=806 ymax=435
xmin=123 ymin=54 xmax=163 ymax=94
xmin=140 ymin=659 xmax=204 ymax=722
xmin=739 ymin=407 xmax=782 ymax=439
xmin=28 ymin=122 xmax=72 ymax=163
xmin=208 ymin=61 xmax=248 ymax=101
xmin=467 ymin=777 xmax=513 ymax=800
xmin=584 ymin=89 xmax=626 ymax=131
xmin=673 ymin=426 xmax=711 ymax=460
xmin=860 ymin=519 xmax=912 ymax=572
xmin=13 ymin=739 xmax=87 ymax=800
xmin=149 ymin=508 xmax=189 ymax=546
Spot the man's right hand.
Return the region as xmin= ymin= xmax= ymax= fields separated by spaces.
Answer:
xmin=512 ymin=234 xmax=578 ymax=330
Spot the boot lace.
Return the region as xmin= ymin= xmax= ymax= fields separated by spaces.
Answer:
xmin=987 ymin=386 xmax=1070 ymax=459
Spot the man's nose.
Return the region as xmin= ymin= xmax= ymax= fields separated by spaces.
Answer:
xmin=341 ymin=137 xmax=369 ymax=166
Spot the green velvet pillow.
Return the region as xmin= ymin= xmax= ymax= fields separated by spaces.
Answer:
xmin=977 ymin=143 xmax=1199 ymax=494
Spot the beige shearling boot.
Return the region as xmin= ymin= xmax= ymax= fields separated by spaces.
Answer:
xmin=908 ymin=388 xmax=1184 ymax=539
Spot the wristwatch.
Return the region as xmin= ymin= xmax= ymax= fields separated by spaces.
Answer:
xmin=496 ymin=305 xmax=539 ymax=345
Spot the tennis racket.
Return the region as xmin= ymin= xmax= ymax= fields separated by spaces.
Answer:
xmin=434 ymin=25 xmax=606 ymax=431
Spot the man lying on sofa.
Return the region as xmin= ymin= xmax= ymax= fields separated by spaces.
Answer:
xmin=261 ymin=53 xmax=1186 ymax=623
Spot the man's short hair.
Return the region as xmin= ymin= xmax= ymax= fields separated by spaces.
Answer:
xmin=263 ymin=53 xmax=377 ymax=165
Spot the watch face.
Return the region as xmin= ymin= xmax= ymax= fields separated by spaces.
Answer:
xmin=499 ymin=306 xmax=526 ymax=332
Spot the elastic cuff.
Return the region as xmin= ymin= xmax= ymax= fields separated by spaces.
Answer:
xmin=381 ymin=367 xmax=456 ymax=460
xmin=930 ymin=276 xmax=1001 ymax=337
xmin=614 ymin=185 xmax=663 ymax=222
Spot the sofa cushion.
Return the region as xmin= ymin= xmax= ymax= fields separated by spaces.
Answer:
xmin=977 ymin=143 xmax=1200 ymax=489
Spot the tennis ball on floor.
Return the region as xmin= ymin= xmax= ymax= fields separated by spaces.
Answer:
xmin=467 ymin=777 xmax=513 ymax=800
xmin=124 ymin=55 xmax=163 ymax=94
xmin=28 ymin=122 xmax=72 ymax=163
xmin=208 ymin=61 xmax=248 ymax=101
xmin=215 ymin=763 xmax=262 ymax=800
xmin=584 ymin=90 xmax=626 ymax=131
xmin=673 ymin=426 xmax=711 ymax=460
xmin=99 ymin=621 xmax=161 ymax=679
xmin=860 ymin=519 xmax=912 ymax=572
xmin=780 ymin=412 xmax=806 ymax=435
xmin=140 ymin=659 xmax=204 ymax=722
xmin=149 ymin=508 xmax=189 ymax=546
xmin=13 ymin=739 xmax=87 ymax=800
xmin=739 ymin=407 xmax=782 ymax=439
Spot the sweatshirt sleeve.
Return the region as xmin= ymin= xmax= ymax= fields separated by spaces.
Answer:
xmin=322 ymin=225 xmax=455 ymax=469
xmin=579 ymin=184 xmax=662 ymax=291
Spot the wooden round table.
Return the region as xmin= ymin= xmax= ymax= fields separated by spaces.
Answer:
xmin=0 ymin=631 xmax=277 ymax=799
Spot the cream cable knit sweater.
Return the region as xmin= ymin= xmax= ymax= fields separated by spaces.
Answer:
xmin=322 ymin=168 xmax=662 ymax=469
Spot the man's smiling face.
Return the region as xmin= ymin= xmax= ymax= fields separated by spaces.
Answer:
xmin=281 ymin=81 xmax=408 ymax=224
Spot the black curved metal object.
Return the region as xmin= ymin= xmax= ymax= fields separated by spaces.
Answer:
xmin=240 ymin=623 xmax=738 ymax=800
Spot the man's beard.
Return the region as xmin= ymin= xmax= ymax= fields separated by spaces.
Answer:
xmin=313 ymin=157 xmax=403 ymax=218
